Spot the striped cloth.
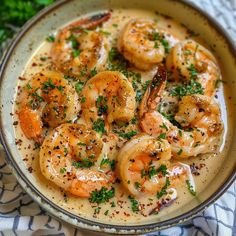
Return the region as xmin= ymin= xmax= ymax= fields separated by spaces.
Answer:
xmin=0 ymin=0 xmax=236 ymax=235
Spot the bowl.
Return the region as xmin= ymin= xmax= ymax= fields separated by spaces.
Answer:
xmin=0 ymin=0 xmax=236 ymax=234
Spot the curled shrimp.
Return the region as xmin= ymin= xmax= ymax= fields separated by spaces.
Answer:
xmin=40 ymin=123 xmax=113 ymax=198
xmin=166 ymin=40 xmax=220 ymax=96
xmin=81 ymin=71 xmax=136 ymax=130
xmin=118 ymin=19 xmax=176 ymax=70
xmin=117 ymin=134 xmax=194 ymax=196
xmin=17 ymin=70 xmax=79 ymax=142
xmin=140 ymin=66 xmax=223 ymax=158
xmin=51 ymin=12 xmax=111 ymax=79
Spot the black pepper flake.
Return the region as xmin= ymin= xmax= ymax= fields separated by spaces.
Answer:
xmin=13 ymin=121 xmax=18 ymax=126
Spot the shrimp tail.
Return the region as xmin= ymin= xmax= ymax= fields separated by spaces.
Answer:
xmin=67 ymin=12 xmax=111 ymax=33
xmin=139 ymin=64 xmax=167 ymax=117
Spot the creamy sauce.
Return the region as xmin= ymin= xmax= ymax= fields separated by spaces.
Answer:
xmin=13 ymin=8 xmax=233 ymax=225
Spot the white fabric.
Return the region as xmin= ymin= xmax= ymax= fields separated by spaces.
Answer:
xmin=0 ymin=0 xmax=236 ymax=235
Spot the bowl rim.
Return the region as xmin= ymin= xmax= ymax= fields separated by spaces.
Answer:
xmin=0 ymin=0 xmax=236 ymax=234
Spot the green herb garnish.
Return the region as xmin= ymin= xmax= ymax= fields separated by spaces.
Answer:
xmin=72 ymin=158 xmax=94 ymax=168
xmin=92 ymin=118 xmax=105 ymax=134
xmin=177 ymin=148 xmax=183 ymax=155
xmin=128 ymin=195 xmax=139 ymax=212
xmin=156 ymin=178 xmax=170 ymax=199
xmin=96 ymin=96 xmax=108 ymax=116
xmin=113 ymin=130 xmax=137 ymax=140
xmin=158 ymin=133 xmax=166 ymax=139
xmin=170 ymin=79 xmax=204 ymax=97
xmin=186 ymin=180 xmax=196 ymax=196
xmin=46 ymin=35 xmax=55 ymax=42
xmin=75 ymin=81 xmax=84 ymax=94
xmin=89 ymin=187 xmax=115 ymax=204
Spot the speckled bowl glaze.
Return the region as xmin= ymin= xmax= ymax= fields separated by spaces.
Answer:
xmin=0 ymin=0 xmax=236 ymax=234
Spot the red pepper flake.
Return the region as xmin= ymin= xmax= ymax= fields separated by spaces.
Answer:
xmin=32 ymin=62 xmax=37 ymax=67
xmin=28 ymin=167 xmax=33 ymax=173
xmin=15 ymin=139 xmax=22 ymax=145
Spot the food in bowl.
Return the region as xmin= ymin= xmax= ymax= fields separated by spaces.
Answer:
xmin=13 ymin=8 xmax=227 ymax=224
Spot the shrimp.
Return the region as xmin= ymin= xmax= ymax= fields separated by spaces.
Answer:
xmin=51 ymin=12 xmax=111 ymax=79
xmin=140 ymin=66 xmax=223 ymax=158
xmin=117 ymin=134 xmax=194 ymax=196
xmin=166 ymin=40 xmax=220 ymax=96
xmin=118 ymin=19 xmax=177 ymax=70
xmin=81 ymin=71 xmax=136 ymax=130
xmin=18 ymin=70 xmax=79 ymax=142
xmin=40 ymin=123 xmax=112 ymax=198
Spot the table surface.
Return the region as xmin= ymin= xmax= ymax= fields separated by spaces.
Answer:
xmin=0 ymin=0 xmax=236 ymax=235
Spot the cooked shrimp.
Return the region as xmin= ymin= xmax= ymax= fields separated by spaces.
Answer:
xmin=40 ymin=123 xmax=113 ymax=198
xmin=51 ymin=12 xmax=110 ymax=79
xmin=118 ymin=19 xmax=177 ymax=70
xmin=175 ymin=95 xmax=222 ymax=136
xmin=81 ymin=71 xmax=136 ymax=131
xmin=18 ymin=71 xmax=79 ymax=142
xmin=117 ymin=134 xmax=194 ymax=196
xmin=166 ymin=40 xmax=220 ymax=96
xmin=140 ymin=66 xmax=223 ymax=158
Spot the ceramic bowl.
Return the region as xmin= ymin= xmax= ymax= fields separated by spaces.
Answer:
xmin=0 ymin=0 xmax=236 ymax=234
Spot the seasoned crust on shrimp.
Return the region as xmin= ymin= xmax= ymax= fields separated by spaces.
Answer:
xmin=18 ymin=70 xmax=80 ymax=142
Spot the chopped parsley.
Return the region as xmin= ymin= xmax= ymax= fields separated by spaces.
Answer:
xmin=72 ymin=158 xmax=94 ymax=168
xmin=159 ymin=111 xmax=182 ymax=129
xmin=188 ymin=64 xmax=198 ymax=79
xmin=146 ymin=164 xmax=168 ymax=179
xmin=170 ymin=79 xmax=204 ymax=97
xmin=90 ymin=67 xmax=98 ymax=78
xmin=92 ymin=118 xmax=105 ymax=135
xmin=128 ymin=195 xmax=139 ymax=212
xmin=186 ymin=180 xmax=196 ymax=196
xmin=156 ymin=164 xmax=168 ymax=176
xmin=100 ymin=158 xmax=115 ymax=169
xmin=75 ymin=81 xmax=84 ymax=94
xmin=42 ymin=79 xmax=55 ymax=90
xmin=161 ymin=38 xmax=170 ymax=54
xmin=156 ymin=177 xmax=171 ymax=199
xmin=110 ymin=159 xmax=116 ymax=171
xmin=26 ymin=83 xmax=32 ymax=90
xmin=135 ymin=89 xmax=143 ymax=102
xmin=31 ymin=91 xmax=44 ymax=102
xmin=96 ymin=96 xmax=108 ymax=116
xmin=100 ymin=30 xmax=111 ymax=36
xmin=177 ymin=148 xmax=183 ymax=155
xmin=158 ymin=133 xmax=166 ymax=139
xmin=148 ymin=166 xmax=157 ymax=179
xmin=77 ymin=142 xmax=86 ymax=146
xmin=134 ymin=182 xmax=141 ymax=190
xmin=80 ymin=96 xmax=86 ymax=103
xmin=113 ymin=130 xmax=138 ymax=140
xmin=89 ymin=187 xmax=115 ymax=204
xmin=46 ymin=35 xmax=55 ymax=42
xmin=154 ymin=41 xmax=159 ymax=48
xmin=60 ymin=167 xmax=66 ymax=174
xmin=41 ymin=79 xmax=64 ymax=93
xmin=94 ymin=207 xmax=101 ymax=214
xmin=131 ymin=117 xmax=137 ymax=124
xmin=159 ymin=123 xmax=168 ymax=131
xmin=72 ymin=49 xmax=81 ymax=58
